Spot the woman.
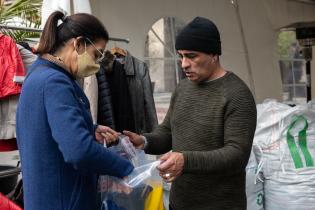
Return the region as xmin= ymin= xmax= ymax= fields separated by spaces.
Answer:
xmin=16 ymin=11 xmax=133 ymax=210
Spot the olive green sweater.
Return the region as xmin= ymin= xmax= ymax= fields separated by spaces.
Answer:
xmin=144 ymin=72 xmax=257 ymax=210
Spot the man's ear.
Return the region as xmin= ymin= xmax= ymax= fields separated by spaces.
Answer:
xmin=209 ymin=54 xmax=217 ymax=63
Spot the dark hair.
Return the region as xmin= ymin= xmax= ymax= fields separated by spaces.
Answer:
xmin=37 ymin=11 xmax=109 ymax=55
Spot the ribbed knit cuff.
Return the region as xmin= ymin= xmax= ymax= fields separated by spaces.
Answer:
xmin=182 ymin=151 xmax=192 ymax=173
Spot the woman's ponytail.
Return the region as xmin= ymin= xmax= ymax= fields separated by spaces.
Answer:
xmin=36 ymin=11 xmax=108 ymax=55
xmin=37 ymin=11 xmax=65 ymax=55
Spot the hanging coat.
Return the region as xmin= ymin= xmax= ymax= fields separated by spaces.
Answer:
xmin=0 ymin=34 xmax=25 ymax=99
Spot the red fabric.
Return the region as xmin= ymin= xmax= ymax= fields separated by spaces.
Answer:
xmin=0 ymin=139 xmax=18 ymax=151
xmin=0 ymin=34 xmax=25 ymax=99
xmin=0 ymin=193 xmax=23 ymax=210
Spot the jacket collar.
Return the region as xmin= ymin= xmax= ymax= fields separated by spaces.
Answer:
xmin=37 ymin=57 xmax=75 ymax=80
xmin=124 ymin=50 xmax=135 ymax=76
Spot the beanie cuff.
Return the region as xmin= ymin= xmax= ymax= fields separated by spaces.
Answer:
xmin=175 ymin=35 xmax=221 ymax=55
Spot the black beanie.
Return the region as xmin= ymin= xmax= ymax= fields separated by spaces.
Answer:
xmin=175 ymin=17 xmax=221 ymax=55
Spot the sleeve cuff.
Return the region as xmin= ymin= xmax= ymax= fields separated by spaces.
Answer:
xmin=182 ymin=151 xmax=191 ymax=173
xmin=142 ymin=135 xmax=148 ymax=150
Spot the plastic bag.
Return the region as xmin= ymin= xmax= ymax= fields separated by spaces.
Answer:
xmin=126 ymin=160 xmax=160 ymax=188
xmin=98 ymin=135 xmax=137 ymax=194
xmin=99 ymin=141 xmax=164 ymax=210
xmin=98 ymin=159 xmax=160 ymax=193
xmin=105 ymin=135 xmax=137 ymax=160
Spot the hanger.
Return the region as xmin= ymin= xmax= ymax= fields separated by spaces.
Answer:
xmin=111 ymin=43 xmax=127 ymax=57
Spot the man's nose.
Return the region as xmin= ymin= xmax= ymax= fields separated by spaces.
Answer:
xmin=181 ymin=57 xmax=190 ymax=69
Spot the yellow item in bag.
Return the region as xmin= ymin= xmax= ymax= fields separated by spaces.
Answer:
xmin=144 ymin=184 xmax=165 ymax=210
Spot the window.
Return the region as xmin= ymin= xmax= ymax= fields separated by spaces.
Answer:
xmin=278 ymin=31 xmax=307 ymax=103
xmin=144 ymin=17 xmax=185 ymax=122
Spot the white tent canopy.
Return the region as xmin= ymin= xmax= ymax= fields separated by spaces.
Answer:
xmin=41 ymin=0 xmax=92 ymax=28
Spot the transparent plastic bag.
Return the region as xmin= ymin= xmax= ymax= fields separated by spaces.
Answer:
xmin=98 ymin=159 xmax=160 ymax=192
xmin=106 ymin=135 xmax=137 ymax=160
xmin=100 ymin=148 xmax=164 ymax=210
xmin=126 ymin=160 xmax=160 ymax=188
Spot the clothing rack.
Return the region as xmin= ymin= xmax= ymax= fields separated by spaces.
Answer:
xmin=0 ymin=24 xmax=130 ymax=43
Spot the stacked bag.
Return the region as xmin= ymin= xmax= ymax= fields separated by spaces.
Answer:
xmin=246 ymin=100 xmax=315 ymax=210
xmin=246 ymin=150 xmax=264 ymax=210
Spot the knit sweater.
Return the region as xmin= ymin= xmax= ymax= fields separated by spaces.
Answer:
xmin=16 ymin=58 xmax=134 ymax=210
xmin=144 ymin=72 xmax=257 ymax=210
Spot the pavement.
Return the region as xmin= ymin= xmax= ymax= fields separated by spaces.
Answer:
xmin=154 ymin=92 xmax=172 ymax=124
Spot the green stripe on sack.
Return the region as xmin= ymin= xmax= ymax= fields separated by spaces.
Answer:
xmin=298 ymin=118 xmax=314 ymax=167
xmin=287 ymin=115 xmax=314 ymax=168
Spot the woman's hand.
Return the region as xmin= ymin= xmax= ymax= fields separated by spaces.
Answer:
xmin=95 ymin=125 xmax=120 ymax=145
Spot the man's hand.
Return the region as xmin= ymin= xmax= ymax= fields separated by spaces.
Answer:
xmin=123 ymin=130 xmax=145 ymax=149
xmin=95 ymin=125 xmax=120 ymax=145
xmin=157 ymin=152 xmax=184 ymax=182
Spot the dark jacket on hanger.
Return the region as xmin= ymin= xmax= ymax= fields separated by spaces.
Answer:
xmin=97 ymin=51 xmax=158 ymax=134
xmin=123 ymin=51 xmax=158 ymax=133
xmin=96 ymin=66 xmax=115 ymax=129
xmin=107 ymin=60 xmax=136 ymax=133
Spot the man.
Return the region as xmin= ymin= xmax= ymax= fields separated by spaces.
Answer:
xmin=124 ymin=17 xmax=257 ymax=210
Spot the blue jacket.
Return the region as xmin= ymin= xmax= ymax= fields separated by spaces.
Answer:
xmin=16 ymin=58 xmax=134 ymax=210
